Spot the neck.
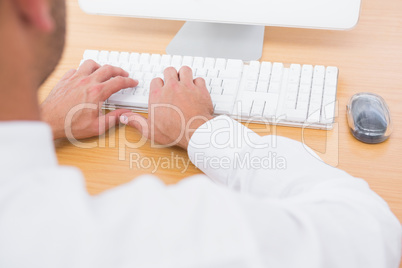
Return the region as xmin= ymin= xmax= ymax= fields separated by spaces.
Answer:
xmin=0 ymin=3 xmax=41 ymax=122
xmin=0 ymin=75 xmax=41 ymax=121
xmin=0 ymin=41 xmax=41 ymax=122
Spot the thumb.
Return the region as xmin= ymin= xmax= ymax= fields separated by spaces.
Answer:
xmin=98 ymin=109 xmax=131 ymax=135
xmin=120 ymin=112 xmax=150 ymax=139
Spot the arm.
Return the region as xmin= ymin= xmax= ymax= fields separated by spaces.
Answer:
xmin=120 ymin=66 xmax=401 ymax=267
xmin=187 ymin=115 xmax=353 ymax=197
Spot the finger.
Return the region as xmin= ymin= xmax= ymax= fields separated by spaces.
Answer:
xmin=149 ymin=77 xmax=163 ymax=97
xmin=92 ymin=65 xmax=130 ymax=83
xmin=97 ymin=109 xmax=132 ymax=135
xmin=77 ymin=60 xmax=101 ymax=76
xmin=100 ymin=77 xmax=138 ymax=100
xmin=163 ymin=67 xmax=179 ymax=82
xmin=151 ymin=77 xmax=164 ymax=89
xmin=60 ymin=69 xmax=77 ymax=81
xmin=194 ymin=77 xmax=206 ymax=88
xmin=178 ymin=66 xmax=194 ymax=84
xmin=120 ymin=112 xmax=150 ymax=139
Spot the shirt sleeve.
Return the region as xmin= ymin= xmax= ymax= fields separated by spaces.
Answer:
xmin=0 ymin=121 xmax=400 ymax=268
xmin=188 ymin=116 xmax=363 ymax=197
xmin=187 ymin=115 xmax=402 ymax=265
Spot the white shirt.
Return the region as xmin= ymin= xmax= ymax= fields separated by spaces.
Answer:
xmin=0 ymin=116 xmax=400 ymax=268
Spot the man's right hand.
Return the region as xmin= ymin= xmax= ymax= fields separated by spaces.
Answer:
xmin=120 ymin=66 xmax=214 ymax=150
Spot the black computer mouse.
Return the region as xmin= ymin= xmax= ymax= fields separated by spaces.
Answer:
xmin=347 ymin=93 xmax=392 ymax=144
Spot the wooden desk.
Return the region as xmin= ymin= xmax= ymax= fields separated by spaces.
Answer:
xmin=40 ymin=0 xmax=402 ymax=228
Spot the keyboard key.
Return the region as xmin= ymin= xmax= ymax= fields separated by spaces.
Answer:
xmin=256 ymin=81 xmax=269 ymax=93
xmin=247 ymin=70 xmax=259 ymax=81
xmin=144 ymin=72 xmax=155 ymax=80
xmin=132 ymin=72 xmax=144 ymax=80
xmin=182 ymin=56 xmax=193 ymax=67
xmin=222 ymin=80 xmax=239 ymax=96
xmin=214 ymin=102 xmax=234 ymax=115
xmin=133 ymin=87 xmax=145 ymax=96
xmin=119 ymin=52 xmax=130 ymax=64
xmin=286 ymin=109 xmax=307 ymax=123
xmin=207 ymin=69 xmax=219 ymax=78
xmin=263 ymin=93 xmax=279 ymax=119
xmin=211 ymin=86 xmax=223 ymax=95
xmin=285 ymin=100 xmax=296 ymax=109
xmin=193 ymin=57 xmax=204 ymax=69
xmin=259 ymin=62 xmax=272 ymax=81
xmin=211 ymin=78 xmax=223 ymax=87
xmin=211 ymin=94 xmax=235 ymax=107
xmin=310 ymin=92 xmax=323 ymax=104
xmin=275 ymin=69 xmax=289 ymax=118
xmin=108 ymin=93 xmax=148 ymax=108
xmin=171 ymin=55 xmax=182 ymax=68
xmin=139 ymin=53 xmax=150 ymax=64
xmin=99 ymin=51 xmax=109 ymax=62
xmin=321 ymin=102 xmax=336 ymax=124
xmin=153 ymin=65 xmax=164 ymax=73
xmin=307 ymin=102 xmax=321 ymax=123
xmin=120 ymin=63 xmax=130 ymax=72
xmin=313 ymin=65 xmax=325 ymax=86
xmin=245 ymin=81 xmax=257 ymax=92
xmin=288 ymin=64 xmax=301 ymax=84
xmin=160 ymin=55 xmax=172 ymax=66
xmin=215 ymin=58 xmax=227 ymax=70
xmin=240 ymin=99 xmax=253 ymax=117
xmin=150 ymin=54 xmax=162 ymax=65
xmin=196 ymin=68 xmax=208 ymax=77
xmin=129 ymin=53 xmax=140 ymax=64
xmin=219 ymin=70 xmax=242 ymax=79
xmin=271 ymin=63 xmax=284 ymax=82
xmin=227 ymin=59 xmax=243 ymax=71
xmin=322 ymin=94 xmax=336 ymax=106
xmin=323 ymin=67 xmax=338 ymax=97
xmin=325 ymin=67 xmax=338 ymax=87
xmin=300 ymin=65 xmax=313 ymax=85
xmin=251 ymin=100 xmax=265 ymax=117
xmin=109 ymin=51 xmax=120 ymax=64
xmin=83 ymin=50 xmax=99 ymax=61
xmin=204 ymin=58 xmax=215 ymax=69
xmin=131 ymin=64 xmax=141 ymax=72
xmin=142 ymin=64 xmax=153 ymax=73
xmin=249 ymin=61 xmax=260 ymax=72
xmin=122 ymin=88 xmax=135 ymax=95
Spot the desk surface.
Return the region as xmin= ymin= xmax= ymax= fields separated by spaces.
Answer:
xmin=39 ymin=0 xmax=402 ymax=226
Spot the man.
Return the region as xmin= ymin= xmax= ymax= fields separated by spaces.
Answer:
xmin=0 ymin=0 xmax=401 ymax=267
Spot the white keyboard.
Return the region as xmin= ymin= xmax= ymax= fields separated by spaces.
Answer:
xmin=81 ymin=50 xmax=338 ymax=130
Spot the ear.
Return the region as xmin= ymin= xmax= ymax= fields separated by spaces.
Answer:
xmin=14 ymin=0 xmax=55 ymax=32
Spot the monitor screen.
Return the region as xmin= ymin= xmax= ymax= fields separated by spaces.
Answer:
xmin=79 ymin=0 xmax=361 ymax=30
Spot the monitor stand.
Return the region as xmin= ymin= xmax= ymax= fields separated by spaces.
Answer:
xmin=166 ymin=22 xmax=265 ymax=61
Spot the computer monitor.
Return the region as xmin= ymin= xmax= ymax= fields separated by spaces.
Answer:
xmin=78 ymin=0 xmax=361 ymax=61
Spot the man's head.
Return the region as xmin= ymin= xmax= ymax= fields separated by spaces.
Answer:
xmin=0 ymin=0 xmax=66 ymax=87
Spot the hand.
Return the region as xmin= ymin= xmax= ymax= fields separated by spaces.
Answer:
xmin=41 ymin=60 xmax=138 ymax=140
xmin=120 ymin=66 xmax=214 ymax=150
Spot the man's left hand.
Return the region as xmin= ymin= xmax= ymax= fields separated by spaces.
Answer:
xmin=41 ymin=60 xmax=138 ymax=140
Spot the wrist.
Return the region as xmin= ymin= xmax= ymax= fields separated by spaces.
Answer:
xmin=41 ymin=107 xmax=65 ymax=140
xmin=180 ymin=114 xmax=214 ymax=150
xmin=44 ymin=118 xmax=65 ymax=140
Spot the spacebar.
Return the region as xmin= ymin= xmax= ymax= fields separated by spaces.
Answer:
xmin=108 ymin=94 xmax=149 ymax=108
